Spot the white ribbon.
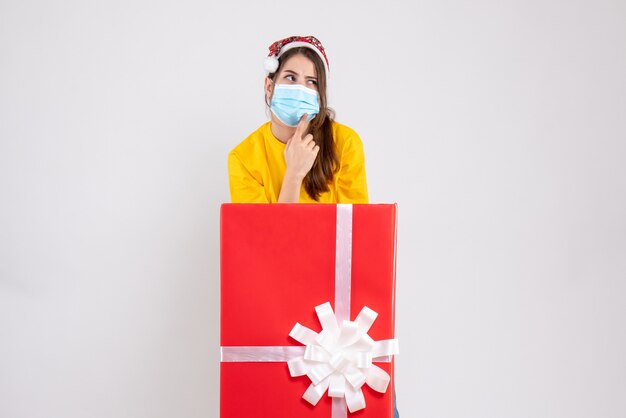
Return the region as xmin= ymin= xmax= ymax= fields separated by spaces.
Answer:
xmin=220 ymin=204 xmax=399 ymax=416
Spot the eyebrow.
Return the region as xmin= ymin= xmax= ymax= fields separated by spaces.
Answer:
xmin=283 ymin=69 xmax=317 ymax=79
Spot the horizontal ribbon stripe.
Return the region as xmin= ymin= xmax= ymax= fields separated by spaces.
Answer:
xmin=220 ymin=346 xmax=305 ymax=362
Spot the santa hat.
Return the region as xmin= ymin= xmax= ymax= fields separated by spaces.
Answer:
xmin=264 ymin=35 xmax=330 ymax=77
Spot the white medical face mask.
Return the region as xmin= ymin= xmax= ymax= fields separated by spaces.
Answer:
xmin=270 ymin=84 xmax=320 ymax=127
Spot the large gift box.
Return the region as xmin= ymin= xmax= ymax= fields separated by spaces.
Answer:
xmin=220 ymin=204 xmax=399 ymax=418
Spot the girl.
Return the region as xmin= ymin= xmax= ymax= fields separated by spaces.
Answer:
xmin=227 ymin=36 xmax=399 ymax=417
xmin=227 ymin=35 xmax=368 ymax=204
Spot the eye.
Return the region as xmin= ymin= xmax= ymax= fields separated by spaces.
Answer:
xmin=284 ymin=75 xmax=296 ymax=82
xmin=308 ymin=80 xmax=318 ymax=86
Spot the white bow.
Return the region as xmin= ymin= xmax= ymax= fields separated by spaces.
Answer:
xmin=287 ymin=302 xmax=399 ymax=413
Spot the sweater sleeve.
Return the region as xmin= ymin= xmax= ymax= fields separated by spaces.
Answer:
xmin=228 ymin=151 xmax=269 ymax=203
xmin=336 ymin=131 xmax=369 ymax=204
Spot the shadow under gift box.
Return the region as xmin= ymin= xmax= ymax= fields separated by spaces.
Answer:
xmin=220 ymin=203 xmax=398 ymax=417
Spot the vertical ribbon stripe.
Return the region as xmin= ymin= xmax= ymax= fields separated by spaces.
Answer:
xmin=334 ymin=203 xmax=353 ymax=323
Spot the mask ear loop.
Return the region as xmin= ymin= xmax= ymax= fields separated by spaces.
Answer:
xmin=265 ymin=76 xmax=276 ymax=118
xmin=266 ymin=77 xmax=276 ymax=101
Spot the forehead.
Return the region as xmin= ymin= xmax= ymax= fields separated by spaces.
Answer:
xmin=280 ymin=53 xmax=317 ymax=77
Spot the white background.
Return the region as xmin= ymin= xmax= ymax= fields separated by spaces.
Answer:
xmin=1 ymin=0 xmax=625 ymax=417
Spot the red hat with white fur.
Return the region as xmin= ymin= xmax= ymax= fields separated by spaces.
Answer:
xmin=264 ymin=35 xmax=330 ymax=76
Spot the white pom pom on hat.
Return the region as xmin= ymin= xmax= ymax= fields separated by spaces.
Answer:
xmin=264 ymin=35 xmax=330 ymax=77
xmin=263 ymin=56 xmax=279 ymax=74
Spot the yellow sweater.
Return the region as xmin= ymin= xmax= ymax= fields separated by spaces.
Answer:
xmin=228 ymin=121 xmax=368 ymax=203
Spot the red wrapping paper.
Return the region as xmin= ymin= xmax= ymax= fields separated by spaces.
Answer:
xmin=220 ymin=203 xmax=397 ymax=417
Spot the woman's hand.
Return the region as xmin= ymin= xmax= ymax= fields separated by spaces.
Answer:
xmin=277 ymin=114 xmax=319 ymax=203
xmin=284 ymin=114 xmax=319 ymax=181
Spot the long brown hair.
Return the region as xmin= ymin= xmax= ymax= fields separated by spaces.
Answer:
xmin=266 ymin=47 xmax=339 ymax=201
